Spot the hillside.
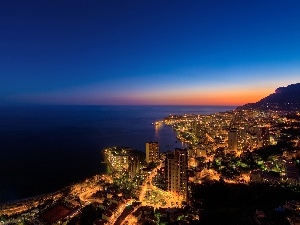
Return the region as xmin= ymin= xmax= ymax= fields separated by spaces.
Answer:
xmin=238 ymin=83 xmax=300 ymax=110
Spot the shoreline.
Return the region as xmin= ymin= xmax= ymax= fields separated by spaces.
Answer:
xmin=0 ymin=106 xmax=233 ymax=213
xmin=0 ymin=170 xmax=108 ymax=208
xmin=0 ymin=173 xmax=109 ymax=217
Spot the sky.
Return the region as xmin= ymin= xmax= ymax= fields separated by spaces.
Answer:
xmin=0 ymin=0 xmax=300 ymax=106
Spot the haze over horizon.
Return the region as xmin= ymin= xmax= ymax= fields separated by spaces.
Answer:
xmin=1 ymin=0 xmax=300 ymax=106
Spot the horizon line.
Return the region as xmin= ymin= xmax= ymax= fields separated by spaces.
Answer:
xmin=0 ymin=103 xmax=240 ymax=107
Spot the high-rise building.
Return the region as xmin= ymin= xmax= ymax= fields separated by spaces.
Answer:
xmin=174 ymin=148 xmax=188 ymax=201
xmin=128 ymin=155 xmax=140 ymax=179
xmin=257 ymin=127 xmax=270 ymax=147
xmin=165 ymin=152 xmax=175 ymax=192
xmin=228 ymin=128 xmax=238 ymax=152
xmin=146 ymin=141 xmax=159 ymax=163
xmin=165 ymin=148 xmax=188 ymax=201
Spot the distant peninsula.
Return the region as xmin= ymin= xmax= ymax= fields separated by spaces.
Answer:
xmin=237 ymin=83 xmax=300 ymax=110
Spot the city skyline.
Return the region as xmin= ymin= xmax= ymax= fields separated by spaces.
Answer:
xmin=1 ymin=0 xmax=300 ymax=105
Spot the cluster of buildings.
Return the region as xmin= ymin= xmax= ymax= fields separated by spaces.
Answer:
xmin=145 ymin=142 xmax=188 ymax=202
xmin=2 ymin=109 xmax=300 ymax=224
xmin=165 ymin=109 xmax=300 ymax=158
xmin=250 ymin=159 xmax=300 ymax=186
xmin=102 ymin=146 xmax=141 ymax=179
xmin=164 ymin=110 xmax=283 ymax=156
xmin=96 ymin=193 xmax=132 ymax=224
xmin=163 ymin=109 xmax=300 ymax=188
xmin=103 ymin=142 xmax=189 ymax=203
xmin=104 ymin=107 xmax=300 ymax=207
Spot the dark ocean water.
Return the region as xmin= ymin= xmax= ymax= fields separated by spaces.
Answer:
xmin=0 ymin=105 xmax=234 ymax=203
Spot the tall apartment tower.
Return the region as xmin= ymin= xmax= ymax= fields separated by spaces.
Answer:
xmin=257 ymin=127 xmax=270 ymax=147
xmin=146 ymin=141 xmax=159 ymax=163
xmin=165 ymin=148 xmax=188 ymax=202
xmin=165 ymin=152 xmax=175 ymax=192
xmin=174 ymin=148 xmax=188 ymax=201
xmin=128 ymin=155 xmax=140 ymax=179
xmin=228 ymin=128 xmax=238 ymax=152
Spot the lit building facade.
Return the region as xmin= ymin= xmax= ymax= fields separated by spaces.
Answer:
xmin=165 ymin=148 xmax=188 ymax=201
xmin=257 ymin=126 xmax=270 ymax=147
xmin=165 ymin=152 xmax=175 ymax=192
xmin=146 ymin=141 xmax=159 ymax=163
xmin=128 ymin=155 xmax=141 ymax=179
xmin=103 ymin=147 xmax=131 ymax=173
xmin=228 ymin=128 xmax=238 ymax=152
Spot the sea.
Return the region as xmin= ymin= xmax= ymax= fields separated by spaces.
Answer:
xmin=0 ymin=105 xmax=234 ymax=204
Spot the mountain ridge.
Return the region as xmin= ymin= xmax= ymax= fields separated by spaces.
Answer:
xmin=237 ymin=83 xmax=300 ymax=110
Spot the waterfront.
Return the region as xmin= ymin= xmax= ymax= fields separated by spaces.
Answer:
xmin=0 ymin=105 xmax=234 ymax=204
xmin=1 ymin=107 xmax=300 ymax=224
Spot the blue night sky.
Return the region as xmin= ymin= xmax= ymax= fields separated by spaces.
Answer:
xmin=1 ymin=0 xmax=300 ymax=105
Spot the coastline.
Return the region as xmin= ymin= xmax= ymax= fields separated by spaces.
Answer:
xmin=0 ymin=106 xmax=234 ymax=209
xmin=4 ymin=106 xmax=299 ymax=222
